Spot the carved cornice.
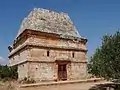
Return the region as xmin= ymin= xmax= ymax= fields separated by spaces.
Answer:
xmin=10 ymin=60 xmax=87 ymax=66
xmin=9 ymin=43 xmax=87 ymax=58
xmin=14 ymin=29 xmax=87 ymax=46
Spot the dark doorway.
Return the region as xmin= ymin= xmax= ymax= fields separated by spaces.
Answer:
xmin=58 ymin=64 xmax=67 ymax=81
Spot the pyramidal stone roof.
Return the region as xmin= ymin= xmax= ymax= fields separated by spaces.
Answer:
xmin=17 ymin=8 xmax=81 ymax=38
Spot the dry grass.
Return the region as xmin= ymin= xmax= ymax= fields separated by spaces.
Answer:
xmin=0 ymin=80 xmax=18 ymax=90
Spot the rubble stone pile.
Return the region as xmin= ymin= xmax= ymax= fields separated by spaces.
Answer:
xmin=17 ymin=8 xmax=80 ymax=38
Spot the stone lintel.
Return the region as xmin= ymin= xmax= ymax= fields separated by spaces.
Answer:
xmin=10 ymin=60 xmax=87 ymax=66
xmin=10 ymin=60 xmax=27 ymax=66
xmin=15 ymin=29 xmax=87 ymax=46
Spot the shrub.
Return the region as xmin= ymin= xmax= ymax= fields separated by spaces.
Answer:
xmin=0 ymin=65 xmax=18 ymax=80
xmin=21 ymin=77 xmax=35 ymax=84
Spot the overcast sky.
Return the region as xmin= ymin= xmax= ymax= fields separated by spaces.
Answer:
xmin=0 ymin=0 xmax=120 ymax=64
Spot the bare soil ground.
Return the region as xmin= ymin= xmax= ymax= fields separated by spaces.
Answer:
xmin=0 ymin=81 xmax=18 ymax=90
xmin=21 ymin=81 xmax=109 ymax=90
xmin=0 ymin=80 xmax=110 ymax=90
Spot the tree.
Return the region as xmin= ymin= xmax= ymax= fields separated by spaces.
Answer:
xmin=89 ymin=31 xmax=120 ymax=80
xmin=0 ymin=65 xmax=18 ymax=80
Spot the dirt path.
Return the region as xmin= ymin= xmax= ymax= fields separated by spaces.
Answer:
xmin=21 ymin=81 xmax=110 ymax=90
xmin=0 ymin=79 xmax=111 ymax=90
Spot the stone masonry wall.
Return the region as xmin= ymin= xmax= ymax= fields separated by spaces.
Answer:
xmin=18 ymin=63 xmax=29 ymax=81
xmin=9 ymin=37 xmax=30 ymax=66
xmin=28 ymin=47 xmax=86 ymax=62
xmin=10 ymin=49 xmax=29 ymax=66
xmin=9 ymin=34 xmax=87 ymax=81
xmin=28 ymin=47 xmax=87 ymax=81
xmin=28 ymin=62 xmax=57 ymax=82
xmin=9 ymin=8 xmax=88 ymax=82
xmin=70 ymin=63 xmax=87 ymax=80
xmin=9 ymin=32 xmax=86 ymax=66
xmin=28 ymin=35 xmax=87 ymax=51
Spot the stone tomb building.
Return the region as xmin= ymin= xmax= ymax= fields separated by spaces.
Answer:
xmin=8 ymin=8 xmax=87 ymax=82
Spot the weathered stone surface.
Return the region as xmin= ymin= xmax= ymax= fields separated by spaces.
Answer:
xmin=28 ymin=63 xmax=57 ymax=82
xmin=17 ymin=8 xmax=80 ymax=38
xmin=18 ymin=63 xmax=29 ymax=80
xmin=71 ymin=63 xmax=87 ymax=80
xmin=8 ymin=8 xmax=88 ymax=82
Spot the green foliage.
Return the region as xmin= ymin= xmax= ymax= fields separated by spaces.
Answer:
xmin=89 ymin=31 xmax=120 ymax=80
xmin=0 ymin=65 xmax=18 ymax=80
xmin=20 ymin=77 xmax=35 ymax=84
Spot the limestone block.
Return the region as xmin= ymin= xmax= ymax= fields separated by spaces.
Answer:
xmin=18 ymin=63 xmax=29 ymax=80
xmin=28 ymin=63 xmax=56 ymax=81
xmin=71 ymin=63 xmax=87 ymax=80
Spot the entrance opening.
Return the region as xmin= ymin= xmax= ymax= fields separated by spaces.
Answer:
xmin=58 ymin=64 xmax=67 ymax=81
xmin=56 ymin=60 xmax=70 ymax=81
